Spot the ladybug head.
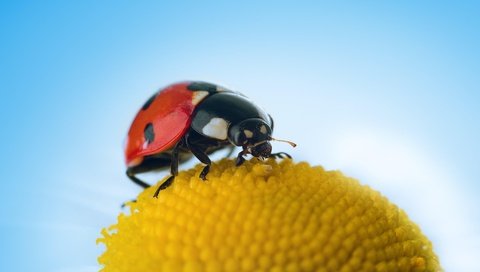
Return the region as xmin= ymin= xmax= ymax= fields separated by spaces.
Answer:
xmin=249 ymin=141 xmax=272 ymax=158
xmin=228 ymin=118 xmax=273 ymax=158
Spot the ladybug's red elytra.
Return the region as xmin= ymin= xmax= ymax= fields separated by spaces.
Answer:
xmin=125 ymin=81 xmax=296 ymax=197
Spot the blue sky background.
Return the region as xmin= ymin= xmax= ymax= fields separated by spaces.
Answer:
xmin=1 ymin=1 xmax=479 ymax=271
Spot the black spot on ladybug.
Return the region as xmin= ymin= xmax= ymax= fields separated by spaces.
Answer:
xmin=187 ymin=82 xmax=218 ymax=93
xmin=142 ymin=93 xmax=157 ymax=111
xmin=144 ymin=123 xmax=155 ymax=144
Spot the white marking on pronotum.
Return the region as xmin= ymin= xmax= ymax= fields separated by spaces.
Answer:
xmin=244 ymin=129 xmax=253 ymax=138
xmin=191 ymin=91 xmax=209 ymax=105
xmin=202 ymin=117 xmax=229 ymax=140
xmin=260 ymin=125 xmax=267 ymax=134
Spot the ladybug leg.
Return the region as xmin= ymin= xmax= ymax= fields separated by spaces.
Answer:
xmin=121 ymin=199 xmax=136 ymax=208
xmin=126 ymin=168 xmax=151 ymax=188
xmin=189 ymin=145 xmax=212 ymax=180
xmin=185 ymin=135 xmax=212 ymax=180
xmin=269 ymin=152 xmax=292 ymax=159
xmin=235 ymin=149 xmax=248 ymax=166
xmin=126 ymin=153 xmax=173 ymax=189
xmin=153 ymin=176 xmax=175 ymax=198
xmin=153 ymin=140 xmax=182 ymax=198
xmin=225 ymin=146 xmax=236 ymax=158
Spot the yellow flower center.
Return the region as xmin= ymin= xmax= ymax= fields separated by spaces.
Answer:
xmin=97 ymin=159 xmax=441 ymax=271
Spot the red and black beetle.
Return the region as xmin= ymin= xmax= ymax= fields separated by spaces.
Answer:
xmin=124 ymin=81 xmax=296 ymax=197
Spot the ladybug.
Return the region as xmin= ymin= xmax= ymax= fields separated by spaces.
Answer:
xmin=124 ymin=81 xmax=296 ymax=197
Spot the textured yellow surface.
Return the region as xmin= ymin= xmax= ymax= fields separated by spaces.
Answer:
xmin=97 ymin=159 xmax=441 ymax=272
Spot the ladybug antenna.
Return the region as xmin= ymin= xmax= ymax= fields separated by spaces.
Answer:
xmin=270 ymin=137 xmax=297 ymax=148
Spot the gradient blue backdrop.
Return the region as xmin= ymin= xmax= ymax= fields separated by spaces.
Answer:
xmin=1 ymin=1 xmax=479 ymax=271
